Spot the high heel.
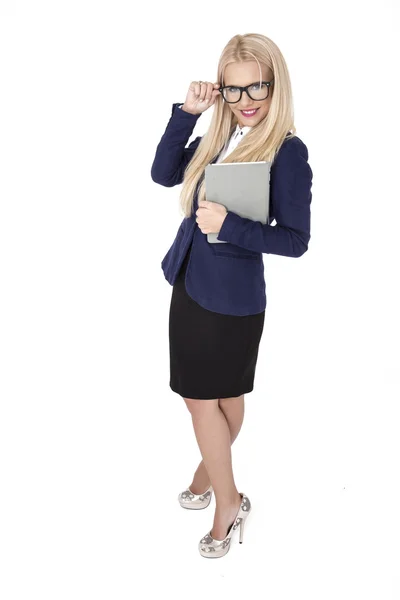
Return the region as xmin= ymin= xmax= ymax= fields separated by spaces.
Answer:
xmin=198 ymin=492 xmax=251 ymax=558
xmin=178 ymin=484 xmax=213 ymax=509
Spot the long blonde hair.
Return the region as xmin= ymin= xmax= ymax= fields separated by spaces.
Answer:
xmin=179 ymin=33 xmax=297 ymax=218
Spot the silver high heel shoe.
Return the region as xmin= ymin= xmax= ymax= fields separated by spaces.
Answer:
xmin=198 ymin=492 xmax=251 ymax=558
xmin=178 ymin=484 xmax=213 ymax=509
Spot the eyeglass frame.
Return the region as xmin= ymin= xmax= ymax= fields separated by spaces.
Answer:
xmin=218 ymin=78 xmax=274 ymax=103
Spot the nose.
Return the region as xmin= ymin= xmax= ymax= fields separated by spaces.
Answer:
xmin=238 ymin=92 xmax=257 ymax=110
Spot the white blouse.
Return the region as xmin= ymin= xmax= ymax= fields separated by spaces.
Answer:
xmin=178 ymin=104 xmax=251 ymax=163
xmin=216 ymin=123 xmax=251 ymax=163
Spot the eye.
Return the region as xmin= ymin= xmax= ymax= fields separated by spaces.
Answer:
xmin=227 ymin=86 xmax=239 ymax=92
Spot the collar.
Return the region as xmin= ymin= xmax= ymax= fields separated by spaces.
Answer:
xmin=233 ymin=123 xmax=252 ymax=140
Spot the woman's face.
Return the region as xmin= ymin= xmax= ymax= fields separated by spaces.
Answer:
xmin=223 ymin=61 xmax=274 ymax=128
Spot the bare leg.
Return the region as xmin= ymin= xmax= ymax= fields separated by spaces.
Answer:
xmin=188 ymin=394 xmax=245 ymax=494
xmin=183 ymin=397 xmax=243 ymax=540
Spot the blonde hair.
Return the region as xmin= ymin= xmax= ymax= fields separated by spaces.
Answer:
xmin=179 ymin=33 xmax=297 ymax=218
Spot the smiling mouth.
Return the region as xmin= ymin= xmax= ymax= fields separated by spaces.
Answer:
xmin=240 ymin=108 xmax=259 ymax=115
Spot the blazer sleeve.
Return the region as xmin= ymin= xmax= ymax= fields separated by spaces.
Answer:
xmin=150 ymin=102 xmax=202 ymax=187
xmin=216 ymin=138 xmax=313 ymax=258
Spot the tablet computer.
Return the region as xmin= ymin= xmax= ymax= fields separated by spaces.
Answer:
xmin=204 ymin=161 xmax=271 ymax=244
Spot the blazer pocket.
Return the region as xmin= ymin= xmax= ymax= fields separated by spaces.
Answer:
xmin=210 ymin=242 xmax=259 ymax=260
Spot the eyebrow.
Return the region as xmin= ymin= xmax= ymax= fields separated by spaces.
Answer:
xmin=223 ymin=80 xmax=263 ymax=87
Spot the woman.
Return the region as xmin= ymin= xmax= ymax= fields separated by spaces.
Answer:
xmin=151 ymin=33 xmax=313 ymax=558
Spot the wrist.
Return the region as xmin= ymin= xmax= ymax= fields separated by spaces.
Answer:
xmin=181 ymin=104 xmax=200 ymax=116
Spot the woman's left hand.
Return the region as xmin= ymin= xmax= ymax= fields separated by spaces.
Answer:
xmin=196 ymin=200 xmax=228 ymax=234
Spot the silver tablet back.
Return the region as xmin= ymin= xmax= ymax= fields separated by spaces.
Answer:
xmin=204 ymin=161 xmax=271 ymax=244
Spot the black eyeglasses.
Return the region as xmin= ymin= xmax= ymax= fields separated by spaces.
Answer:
xmin=218 ymin=79 xmax=274 ymax=103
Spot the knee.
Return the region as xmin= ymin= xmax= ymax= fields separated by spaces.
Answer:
xmin=183 ymin=397 xmax=219 ymax=416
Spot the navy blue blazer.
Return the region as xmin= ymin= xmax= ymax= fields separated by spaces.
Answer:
xmin=151 ymin=102 xmax=313 ymax=316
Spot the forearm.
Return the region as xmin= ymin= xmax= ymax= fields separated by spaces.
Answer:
xmin=217 ymin=211 xmax=310 ymax=257
xmin=150 ymin=103 xmax=202 ymax=187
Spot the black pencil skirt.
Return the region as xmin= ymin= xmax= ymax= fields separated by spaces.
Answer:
xmin=169 ymin=241 xmax=265 ymax=400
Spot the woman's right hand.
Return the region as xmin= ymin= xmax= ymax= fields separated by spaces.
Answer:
xmin=182 ymin=81 xmax=221 ymax=115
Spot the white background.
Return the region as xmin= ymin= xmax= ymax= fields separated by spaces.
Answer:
xmin=0 ymin=1 xmax=399 ymax=598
